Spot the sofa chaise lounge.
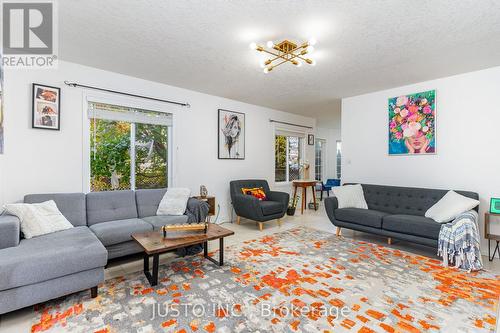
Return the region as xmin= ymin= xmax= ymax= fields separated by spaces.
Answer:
xmin=325 ymin=183 xmax=479 ymax=247
xmin=0 ymin=189 xmax=207 ymax=315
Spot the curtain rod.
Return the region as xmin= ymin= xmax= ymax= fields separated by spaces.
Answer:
xmin=269 ymin=119 xmax=313 ymax=129
xmin=64 ymin=81 xmax=190 ymax=108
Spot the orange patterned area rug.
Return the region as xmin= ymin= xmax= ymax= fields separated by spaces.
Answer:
xmin=31 ymin=227 xmax=499 ymax=333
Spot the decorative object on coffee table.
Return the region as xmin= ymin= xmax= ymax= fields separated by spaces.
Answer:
xmin=292 ymin=180 xmax=318 ymax=214
xmin=161 ymin=222 xmax=208 ymax=238
xmin=485 ymin=212 xmax=500 ymax=261
xmin=132 ymin=223 xmax=234 ymax=286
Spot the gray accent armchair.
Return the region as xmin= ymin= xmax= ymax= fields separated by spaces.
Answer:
xmin=230 ymin=179 xmax=289 ymax=231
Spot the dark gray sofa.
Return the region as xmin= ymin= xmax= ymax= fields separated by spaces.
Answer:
xmin=230 ymin=180 xmax=289 ymax=231
xmin=325 ymin=184 xmax=479 ymax=247
xmin=0 ymin=189 xmax=207 ymax=314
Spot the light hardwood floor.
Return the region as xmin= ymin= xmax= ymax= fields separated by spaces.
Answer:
xmin=1 ymin=207 xmax=499 ymax=332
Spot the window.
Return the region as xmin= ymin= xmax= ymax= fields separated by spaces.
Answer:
xmin=315 ymin=139 xmax=326 ymax=181
xmin=89 ymin=102 xmax=171 ymax=191
xmin=275 ymin=133 xmax=304 ymax=182
xmin=336 ymin=140 xmax=342 ymax=179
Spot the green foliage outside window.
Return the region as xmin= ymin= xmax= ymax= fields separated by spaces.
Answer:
xmin=90 ymin=119 xmax=131 ymax=191
xmin=90 ymin=119 xmax=168 ymax=192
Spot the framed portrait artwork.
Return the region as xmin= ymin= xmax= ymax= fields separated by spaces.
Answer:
xmin=218 ymin=109 xmax=245 ymax=159
xmin=388 ymin=89 xmax=436 ymax=155
xmin=32 ymin=83 xmax=60 ymax=130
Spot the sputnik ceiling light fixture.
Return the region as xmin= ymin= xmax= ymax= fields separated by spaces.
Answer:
xmin=249 ymin=38 xmax=317 ymax=73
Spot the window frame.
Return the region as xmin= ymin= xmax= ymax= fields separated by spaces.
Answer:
xmin=82 ymin=91 xmax=174 ymax=192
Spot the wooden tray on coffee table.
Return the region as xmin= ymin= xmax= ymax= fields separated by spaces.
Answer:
xmin=132 ymin=223 xmax=234 ymax=286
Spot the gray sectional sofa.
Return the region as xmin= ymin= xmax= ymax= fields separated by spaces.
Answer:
xmin=325 ymin=184 xmax=479 ymax=247
xmin=0 ymin=189 xmax=207 ymax=314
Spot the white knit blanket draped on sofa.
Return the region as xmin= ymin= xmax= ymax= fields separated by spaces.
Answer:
xmin=437 ymin=210 xmax=483 ymax=272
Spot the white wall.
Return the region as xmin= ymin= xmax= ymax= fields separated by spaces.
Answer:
xmin=342 ymin=66 xmax=500 ymax=253
xmin=0 ymin=61 xmax=315 ymax=222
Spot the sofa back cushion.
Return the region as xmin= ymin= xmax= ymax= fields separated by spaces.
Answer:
xmin=135 ymin=188 xmax=167 ymax=218
xmin=350 ymin=184 xmax=478 ymax=216
xmin=24 ymin=193 xmax=86 ymax=227
xmin=86 ymin=190 xmax=137 ymax=225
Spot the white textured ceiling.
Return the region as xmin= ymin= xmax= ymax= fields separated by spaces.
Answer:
xmin=59 ymin=0 xmax=500 ymax=116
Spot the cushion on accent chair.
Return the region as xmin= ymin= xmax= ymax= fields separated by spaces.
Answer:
xmin=241 ymin=187 xmax=267 ymax=201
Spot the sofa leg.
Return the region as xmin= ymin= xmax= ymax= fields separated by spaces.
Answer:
xmin=277 ymin=218 xmax=282 ymax=227
xmin=336 ymin=227 xmax=341 ymax=236
xmin=91 ymin=286 xmax=98 ymax=298
xmin=236 ymin=216 xmax=240 ymax=225
xmin=387 ymin=238 xmax=392 ymax=245
xmin=258 ymin=222 xmax=263 ymax=231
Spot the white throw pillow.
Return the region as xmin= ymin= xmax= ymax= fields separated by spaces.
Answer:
xmin=4 ymin=200 xmax=73 ymax=239
xmin=157 ymin=188 xmax=191 ymax=216
xmin=333 ymin=184 xmax=368 ymax=209
xmin=425 ymin=190 xmax=479 ymax=223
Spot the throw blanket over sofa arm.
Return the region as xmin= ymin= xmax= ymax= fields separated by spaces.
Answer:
xmin=324 ymin=197 xmax=339 ymax=225
xmin=267 ymin=191 xmax=289 ymax=210
xmin=233 ymin=194 xmax=264 ymax=221
xmin=185 ymin=198 xmax=210 ymax=223
xmin=0 ymin=214 xmax=21 ymax=249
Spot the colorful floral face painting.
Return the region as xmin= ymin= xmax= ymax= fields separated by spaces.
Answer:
xmin=388 ymin=90 xmax=436 ymax=155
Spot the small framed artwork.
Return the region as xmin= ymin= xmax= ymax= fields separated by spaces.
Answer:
xmin=308 ymin=134 xmax=315 ymax=145
xmin=32 ymin=83 xmax=60 ymax=130
xmin=218 ymin=109 xmax=245 ymax=159
xmin=490 ymin=198 xmax=500 ymax=214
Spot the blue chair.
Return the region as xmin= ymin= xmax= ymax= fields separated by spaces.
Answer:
xmin=320 ymin=179 xmax=340 ymax=200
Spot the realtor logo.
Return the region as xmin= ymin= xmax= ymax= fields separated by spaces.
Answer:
xmin=2 ymin=1 xmax=57 ymax=68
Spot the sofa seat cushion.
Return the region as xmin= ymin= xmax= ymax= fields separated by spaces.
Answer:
xmin=89 ymin=218 xmax=153 ymax=246
xmin=382 ymin=214 xmax=441 ymax=239
xmin=334 ymin=208 xmax=389 ymax=228
xmin=0 ymin=226 xmax=107 ymax=291
xmin=142 ymin=215 xmax=189 ymax=230
xmin=260 ymin=201 xmax=284 ymax=216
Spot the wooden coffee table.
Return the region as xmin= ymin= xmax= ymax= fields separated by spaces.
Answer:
xmin=132 ymin=224 xmax=234 ymax=286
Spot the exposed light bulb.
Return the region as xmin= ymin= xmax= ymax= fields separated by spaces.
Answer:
xmin=296 ymin=61 xmax=302 ymax=67
xmin=259 ymin=61 xmax=266 ymax=68
xmin=308 ymin=46 xmax=315 ymax=53
xmin=263 ymin=67 xmax=269 ymax=73
xmin=249 ymin=42 xmax=257 ymax=50
xmin=308 ymin=38 xmax=317 ymax=46
xmin=310 ymin=59 xmax=317 ymax=66
xmin=266 ymin=40 xmax=274 ymax=48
